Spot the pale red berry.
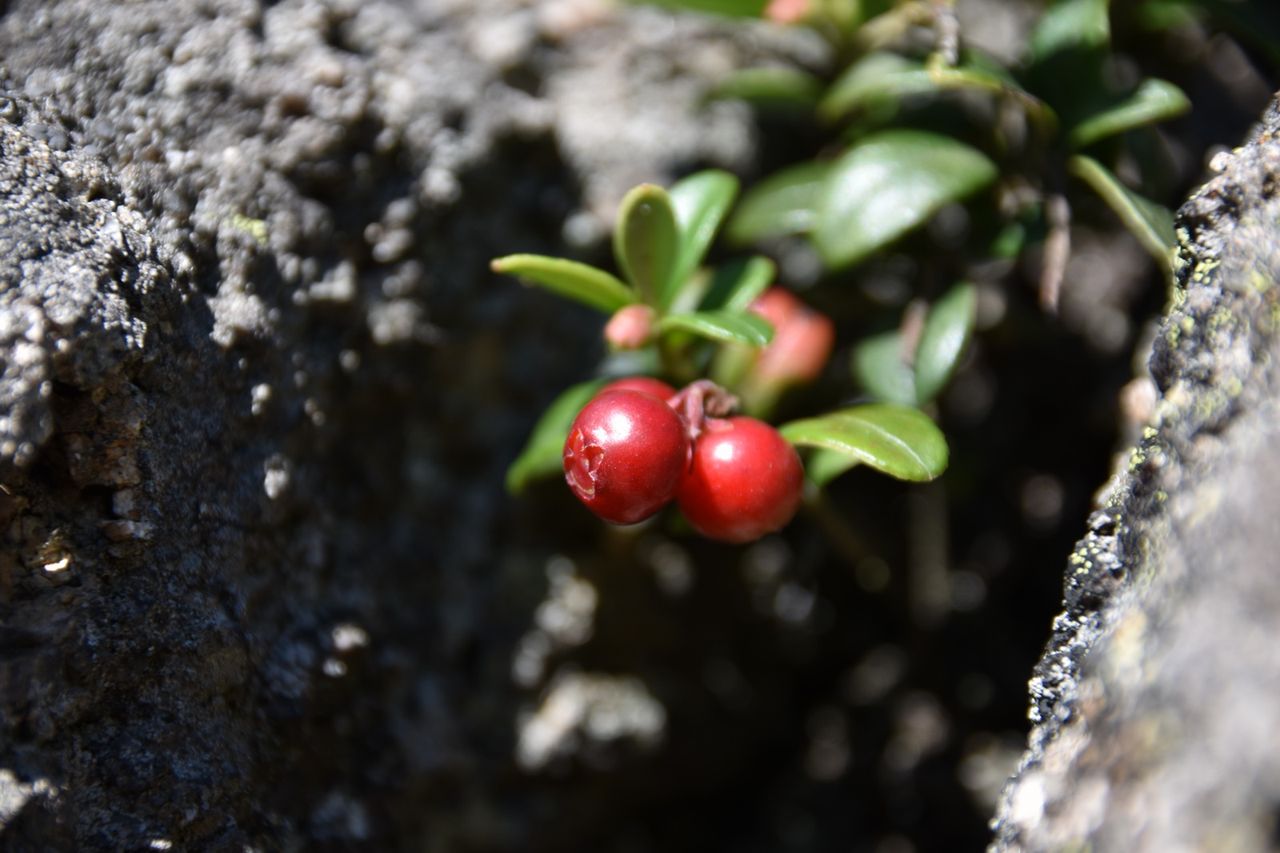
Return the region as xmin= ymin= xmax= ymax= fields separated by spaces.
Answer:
xmin=749 ymin=287 xmax=834 ymax=386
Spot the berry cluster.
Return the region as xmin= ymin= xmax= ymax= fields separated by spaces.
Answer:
xmin=563 ymin=378 xmax=804 ymax=543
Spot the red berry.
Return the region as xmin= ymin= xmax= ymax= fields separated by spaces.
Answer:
xmin=749 ymin=287 xmax=834 ymax=386
xmin=598 ymin=376 xmax=677 ymax=403
xmin=564 ymin=390 xmax=690 ymax=525
xmin=677 ymin=417 xmax=804 ymax=543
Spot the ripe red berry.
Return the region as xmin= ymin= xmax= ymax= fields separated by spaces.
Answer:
xmin=564 ymin=389 xmax=690 ymax=525
xmin=598 ymin=376 xmax=677 ymax=403
xmin=677 ymin=417 xmax=804 ymax=543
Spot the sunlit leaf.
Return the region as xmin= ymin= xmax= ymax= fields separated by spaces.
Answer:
xmin=669 ymin=170 xmax=740 ymax=292
xmin=914 ymin=283 xmax=977 ymax=405
xmin=822 ymin=52 xmax=1049 ymax=127
xmin=709 ymin=66 xmax=824 ymax=108
xmin=1069 ymin=78 xmax=1190 ymax=148
xmin=814 ymin=130 xmax=997 ymax=269
xmin=781 ymin=404 xmax=949 ymax=482
xmin=491 ymin=254 xmax=636 ymax=313
xmin=851 ymin=330 xmax=917 ymax=405
xmin=614 ymin=184 xmax=681 ymax=308
xmin=819 ymin=52 xmax=930 ymax=122
xmin=700 ymin=256 xmax=776 ymax=312
xmin=657 ymin=310 xmax=774 ymax=346
xmin=726 ymin=160 xmax=831 ymax=244
xmin=1069 ymin=154 xmax=1175 ymax=272
xmin=506 ymin=380 xmax=605 ymax=495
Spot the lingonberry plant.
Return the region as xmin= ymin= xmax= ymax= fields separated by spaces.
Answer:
xmin=513 ymin=0 xmax=1227 ymax=542
xmin=494 ymin=170 xmax=964 ymax=542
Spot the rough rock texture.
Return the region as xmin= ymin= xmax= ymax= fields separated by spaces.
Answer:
xmin=0 ymin=1 xmax=778 ymax=848
xmin=990 ymin=96 xmax=1280 ymax=851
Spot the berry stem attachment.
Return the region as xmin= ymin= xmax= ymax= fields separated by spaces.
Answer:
xmin=668 ymin=380 xmax=739 ymax=442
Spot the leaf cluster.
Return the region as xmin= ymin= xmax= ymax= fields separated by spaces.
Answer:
xmin=495 ymin=168 xmax=960 ymax=497
xmin=689 ymin=0 xmax=1189 ymax=278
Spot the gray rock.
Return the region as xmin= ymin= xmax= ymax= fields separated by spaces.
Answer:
xmin=991 ymin=96 xmax=1280 ymax=851
xmin=0 ymin=1 xmax=773 ymax=847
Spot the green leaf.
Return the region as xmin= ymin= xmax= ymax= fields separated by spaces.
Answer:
xmin=814 ymin=130 xmax=998 ymax=269
xmin=669 ymin=170 xmax=740 ymax=294
xmin=819 ymin=52 xmax=931 ymax=122
xmin=506 ymin=380 xmax=605 ymax=495
xmin=628 ymin=0 xmax=769 ymax=16
xmin=1030 ymin=0 xmax=1110 ymax=61
xmin=727 ymin=160 xmax=831 ymax=244
xmin=1069 ymin=155 xmax=1175 ymax=272
xmin=822 ymin=52 xmax=1051 ymax=128
xmin=614 ymin=184 xmax=681 ymax=308
xmin=1069 ymin=78 xmax=1190 ymax=148
xmin=991 ymin=220 xmax=1028 ymax=260
xmin=491 ymin=254 xmax=637 ymax=313
xmin=1136 ymin=0 xmax=1203 ymax=31
xmin=700 ymin=256 xmax=776 ymax=312
xmin=851 ymin=330 xmax=917 ymax=405
xmin=805 ymin=448 xmax=861 ymax=487
xmin=781 ymin=404 xmax=949 ymax=482
xmin=1025 ymin=0 xmax=1112 ymax=127
xmin=914 ymin=283 xmax=977 ymax=405
xmin=657 ymin=310 xmax=774 ymax=346
xmin=708 ymin=66 xmax=824 ymax=108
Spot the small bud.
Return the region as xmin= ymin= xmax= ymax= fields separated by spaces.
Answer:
xmin=763 ymin=0 xmax=811 ymax=25
xmin=604 ymin=304 xmax=656 ymax=350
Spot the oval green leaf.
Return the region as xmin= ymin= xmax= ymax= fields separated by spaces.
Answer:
xmin=727 ymin=160 xmax=831 ymax=245
xmin=669 ymin=170 xmax=740 ymax=294
xmin=914 ymin=282 xmax=977 ymax=405
xmin=1029 ymin=0 xmax=1110 ymax=62
xmin=1068 ymin=154 xmax=1174 ymax=273
xmin=819 ymin=52 xmax=952 ymax=122
xmin=1069 ymin=78 xmax=1190 ymax=149
xmin=781 ymin=404 xmax=949 ymax=482
xmin=822 ymin=52 xmax=1050 ymax=129
xmin=506 ymin=379 xmax=607 ymax=495
xmin=613 ymin=184 xmax=681 ymax=308
xmin=700 ymin=255 xmax=776 ymax=312
xmin=814 ymin=130 xmax=998 ymax=270
xmin=657 ymin=310 xmax=774 ymax=347
xmin=708 ymin=66 xmax=824 ymax=108
xmin=851 ymin=330 xmax=917 ymax=406
xmin=819 ymin=52 xmax=931 ymax=122
xmin=491 ymin=254 xmax=636 ymax=313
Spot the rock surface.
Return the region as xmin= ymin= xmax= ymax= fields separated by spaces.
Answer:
xmin=0 ymin=1 xmax=772 ymax=848
xmin=990 ymin=96 xmax=1280 ymax=851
